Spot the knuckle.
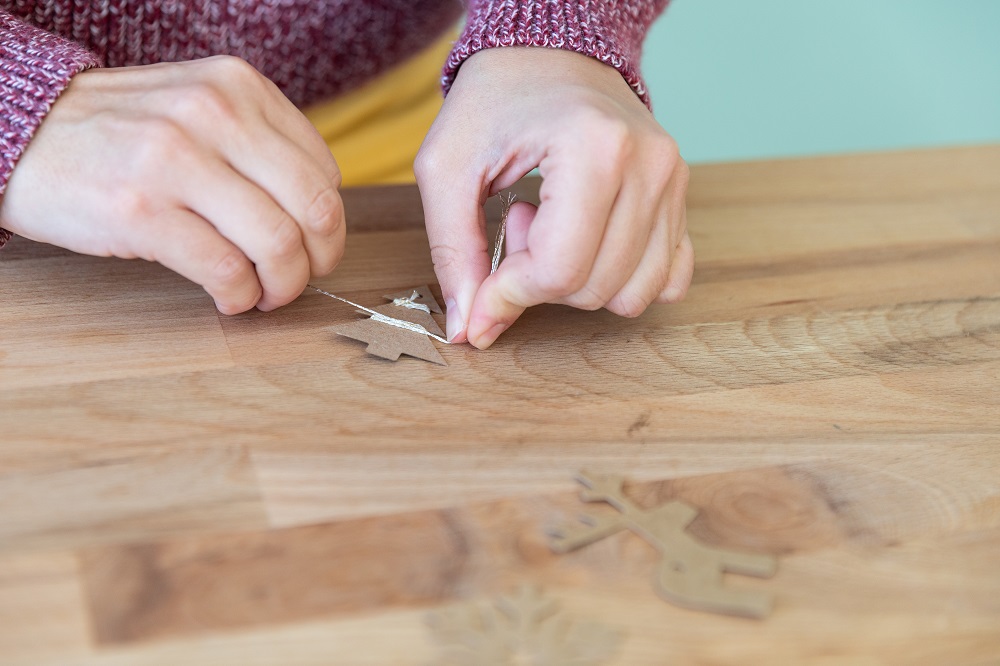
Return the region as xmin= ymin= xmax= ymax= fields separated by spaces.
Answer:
xmin=133 ymin=118 xmax=189 ymax=168
xmin=328 ymin=165 xmax=343 ymax=190
xmin=111 ymin=188 xmax=153 ymax=220
xmin=172 ymin=82 xmax=236 ymax=123
xmin=582 ymin=113 xmax=633 ymax=165
xmin=210 ymin=249 xmax=252 ymax=289
xmin=648 ymin=135 xmax=682 ymax=186
xmin=413 ymin=145 xmax=442 ymax=183
xmin=577 ymin=107 xmax=627 ymax=138
xmin=205 ymin=55 xmax=258 ymax=82
xmin=654 ymin=132 xmax=680 ymax=160
xmin=672 ymin=156 xmax=691 ymax=193
xmin=305 ymin=186 xmax=344 ymax=236
xmin=268 ymin=217 xmax=304 ymax=261
xmin=603 ymin=117 xmax=632 ymax=150
xmin=675 ymin=156 xmax=691 ymax=184
xmin=428 ymin=242 xmax=461 ymax=274
xmin=312 ymin=241 xmax=344 ymax=278
xmin=427 ymin=238 xmax=488 ymax=283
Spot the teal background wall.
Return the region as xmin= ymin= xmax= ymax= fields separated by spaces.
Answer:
xmin=642 ymin=1 xmax=1000 ymax=163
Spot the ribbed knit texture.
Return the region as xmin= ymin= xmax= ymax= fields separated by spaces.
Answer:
xmin=0 ymin=0 xmax=666 ymax=248
xmin=445 ymin=0 xmax=669 ymax=104
xmin=1 ymin=12 xmax=100 ymax=247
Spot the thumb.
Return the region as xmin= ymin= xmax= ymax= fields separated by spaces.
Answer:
xmin=415 ymin=159 xmax=491 ymax=344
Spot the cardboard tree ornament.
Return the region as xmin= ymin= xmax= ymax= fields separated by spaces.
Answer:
xmin=330 ymin=285 xmax=447 ymax=365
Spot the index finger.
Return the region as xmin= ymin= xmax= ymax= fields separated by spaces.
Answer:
xmin=465 ymin=152 xmax=620 ymax=349
xmin=415 ymin=152 xmax=492 ymax=344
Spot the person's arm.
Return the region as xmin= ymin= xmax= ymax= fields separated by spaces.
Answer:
xmin=416 ymin=0 xmax=693 ymax=349
xmin=0 ymin=11 xmax=101 ymax=248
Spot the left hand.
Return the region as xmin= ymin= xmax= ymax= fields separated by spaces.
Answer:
xmin=415 ymin=46 xmax=694 ymax=349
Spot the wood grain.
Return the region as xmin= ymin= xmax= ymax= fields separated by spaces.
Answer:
xmin=74 ymin=466 xmax=889 ymax=644
xmin=1 ymin=146 xmax=998 ymax=665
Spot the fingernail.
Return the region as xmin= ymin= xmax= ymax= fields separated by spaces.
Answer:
xmin=474 ymin=322 xmax=508 ymax=350
xmin=446 ymin=298 xmax=464 ymax=342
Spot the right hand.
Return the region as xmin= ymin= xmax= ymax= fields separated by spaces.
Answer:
xmin=0 ymin=56 xmax=345 ymax=314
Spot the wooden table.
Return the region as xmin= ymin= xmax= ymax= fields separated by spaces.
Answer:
xmin=1 ymin=146 xmax=998 ymax=665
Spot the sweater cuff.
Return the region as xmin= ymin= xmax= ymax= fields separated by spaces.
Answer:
xmin=443 ymin=0 xmax=668 ymax=108
xmin=1 ymin=13 xmax=100 ymax=246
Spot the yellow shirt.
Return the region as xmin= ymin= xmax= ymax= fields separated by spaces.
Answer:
xmin=303 ymin=31 xmax=454 ymax=187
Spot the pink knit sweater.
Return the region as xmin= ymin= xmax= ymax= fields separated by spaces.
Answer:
xmin=0 ymin=0 xmax=667 ymax=248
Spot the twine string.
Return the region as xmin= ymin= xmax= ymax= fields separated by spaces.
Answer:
xmin=312 ymin=192 xmax=515 ymax=346
xmin=491 ymin=192 xmax=516 ymax=274
xmin=392 ymin=290 xmax=431 ymax=314
xmin=308 ymin=285 xmax=450 ymax=344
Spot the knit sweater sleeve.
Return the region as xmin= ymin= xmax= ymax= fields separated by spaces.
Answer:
xmin=443 ymin=0 xmax=669 ymax=108
xmin=0 ymin=12 xmax=100 ymax=248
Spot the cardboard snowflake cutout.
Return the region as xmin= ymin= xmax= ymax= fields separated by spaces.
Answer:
xmin=427 ymin=586 xmax=621 ymax=665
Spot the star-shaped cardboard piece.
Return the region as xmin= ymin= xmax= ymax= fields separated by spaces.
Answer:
xmin=332 ymin=286 xmax=447 ymax=365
